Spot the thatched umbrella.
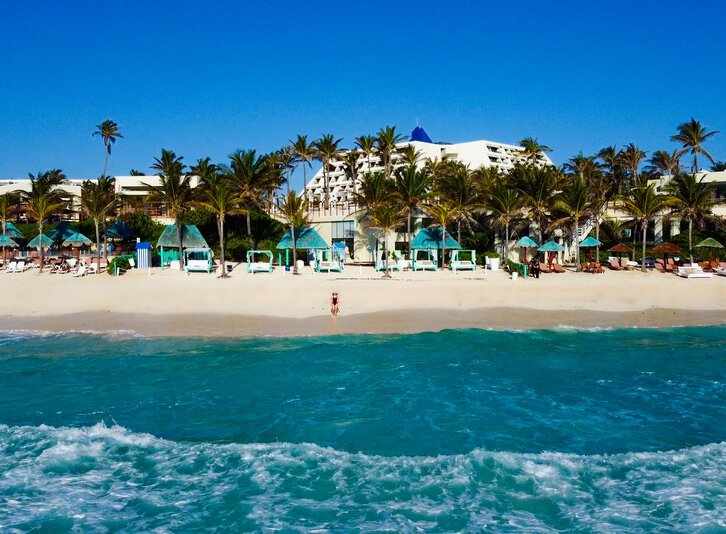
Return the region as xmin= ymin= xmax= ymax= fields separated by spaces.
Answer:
xmin=62 ymin=231 xmax=92 ymax=259
xmin=0 ymin=234 xmax=19 ymax=264
xmin=608 ymin=243 xmax=632 ymax=265
xmin=652 ymin=242 xmax=681 ymax=266
xmin=695 ymin=237 xmax=724 ymax=263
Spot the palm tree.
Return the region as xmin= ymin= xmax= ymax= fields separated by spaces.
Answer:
xmin=647 ymin=150 xmax=681 ymax=177
xmin=355 ymin=135 xmax=377 ymax=173
xmin=354 ymin=172 xmax=397 ymax=271
xmin=92 ymin=120 xmax=123 ymax=177
xmin=274 ymin=146 xmax=296 ymax=194
xmin=435 ymin=162 xmax=482 ymax=244
xmin=342 ymin=149 xmax=361 ymax=192
xmin=376 ymin=126 xmax=404 ymax=178
xmin=312 ymin=134 xmax=342 ymax=211
xmin=394 ymin=164 xmax=432 ymax=258
xmin=398 ymin=145 xmax=422 ymax=167
xmin=144 ymin=149 xmax=193 ymax=268
xmin=512 ymin=163 xmax=562 ymax=243
xmin=550 ymin=175 xmax=592 ymax=270
xmin=423 ymin=201 xmax=459 ymax=269
xmin=619 ymin=143 xmax=647 ymax=188
xmin=277 ymin=191 xmax=309 ymax=274
xmin=618 ymin=184 xmax=671 ymax=272
xmin=0 ymin=194 xmax=14 ymax=262
xmin=519 ymin=137 xmax=552 ymax=164
xmin=18 ymin=170 xmax=66 ymax=271
xmin=485 ymin=178 xmax=522 ymax=262
xmin=365 ymin=202 xmax=406 ymax=278
xmin=191 ymin=158 xmax=235 ymax=277
xmin=664 ymin=172 xmax=715 ymax=263
xmin=227 ymin=149 xmax=274 ymax=236
xmin=80 ymin=176 xmax=117 ymax=272
xmin=291 ymin=134 xmax=315 ymax=191
xmin=671 ymin=118 xmax=719 ymax=173
xmin=597 ymin=145 xmax=626 ymax=194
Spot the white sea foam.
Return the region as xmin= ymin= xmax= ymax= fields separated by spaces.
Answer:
xmin=0 ymin=422 xmax=724 ymax=531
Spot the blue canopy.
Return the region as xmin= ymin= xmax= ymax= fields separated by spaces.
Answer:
xmin=47 ymin=222 xmax=75 ymax=242
xmin=411 ymin=227 xmax=461 ymax=250
xmin=516 ymin=236 xmax=539 ymax=248
xmin=62 ymin=231 xmax=92 ymax=247
xmin=538 ymin=240 xmax=564 ymax=252
xmin=28 ymin=233 xmax=53 ymax=249
xmin=277 ymin=226 xmax=329 ymax=250
xmin=3 ymin=222 xmax=23 ymax=239
xmin=410 ymin=126 xmax=433 ymax=143
xmin=0 ymin=234 xmax=19 ymax=247
xmin=579 ymin=236 xmax=602 ymax=248
xmin=105 ymin=220 xmax=133 ymax=239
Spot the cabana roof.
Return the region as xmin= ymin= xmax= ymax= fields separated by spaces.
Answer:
xmin=411 ymin=227 xmax=461 ymax=250
xmin=538 ymin=240 xmax=564 ymax=252
xmin=277 ymin=226 xmax=328 ymax=249
xmin=156 ymin=224 xmax=209 ymax=249
xmin=47 ymin=222 xmax=76 ymax=242
xmin=28 ymin=233 xmax=53 ymax=249
xmin=3 ymin=222 xmax=23 ymax=239
xmin=62 ymin=231 xmax=92 ymax=247
xmin=105 ymin=220 xmax=133 ymax=239
xmin=579 ymin=236 xmax=602 ymax=248
xmin=0 ymin=234 xmax=19 ymax=247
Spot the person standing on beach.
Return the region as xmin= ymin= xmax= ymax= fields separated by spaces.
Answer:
xmin=330 ymin=292 xmax=340 ymax=317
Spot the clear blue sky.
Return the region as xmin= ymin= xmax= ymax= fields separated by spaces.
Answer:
xmin=1 ymin=0 xmax=724 ymax=188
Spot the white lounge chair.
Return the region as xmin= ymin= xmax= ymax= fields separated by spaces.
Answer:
xmin=677 ymin=264 xmax=713 ymax=279
xmin=72 ymin=265 xmax=87 ymax=277
xmin=716 ymin=267 xmax=726 ymax=277
xmin=13 ymin=260 xmax=26 ymax=273
xmin=5 ymin=261 xmax=17 ymax=273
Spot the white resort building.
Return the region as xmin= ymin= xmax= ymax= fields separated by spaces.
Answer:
xmin=302 ymin=127 xmax=554 ymax=262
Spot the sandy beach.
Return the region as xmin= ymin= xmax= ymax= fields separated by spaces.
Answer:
xmin=1 ymin=265 xmax=725 ymax=336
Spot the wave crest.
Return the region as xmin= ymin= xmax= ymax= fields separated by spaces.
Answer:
xmin=0 ymin=423 xmax=724 ymax=531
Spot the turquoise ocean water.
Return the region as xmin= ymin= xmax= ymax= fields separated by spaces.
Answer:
xmin=0 ymin=326 xmax=724 ymax=531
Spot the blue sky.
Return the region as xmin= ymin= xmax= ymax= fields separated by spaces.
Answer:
xmin=1 ymin=0 xmax=724 ymax=188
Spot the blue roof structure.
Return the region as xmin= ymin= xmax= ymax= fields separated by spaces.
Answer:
xmin=411 ymin=227 xmax=461 ymax=250
xmin=410 ymin=126 xmax=433 ymax=143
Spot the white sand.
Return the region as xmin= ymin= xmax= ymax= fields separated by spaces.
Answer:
xmin=1 ymin=264 xmax=725 ymax=336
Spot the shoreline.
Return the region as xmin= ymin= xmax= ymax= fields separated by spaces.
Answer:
xmin=2 ymin=308 xmax=725 ymax=338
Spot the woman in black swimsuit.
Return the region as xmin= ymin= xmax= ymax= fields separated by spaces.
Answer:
xmin=330 ymin=292 xmax=340 ymax=317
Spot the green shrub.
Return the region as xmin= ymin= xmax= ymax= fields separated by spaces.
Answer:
xmin=225 ymin=236 xmax=254 ymax=262
xmin=108 ymin=256 xmax=131 ymax=275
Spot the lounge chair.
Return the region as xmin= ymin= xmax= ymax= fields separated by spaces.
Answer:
xmin=540 ymin=262 xmax=551 ymax=273
xmin=5 ymin=261 xmax=17 ymax=273
xmin=72 ymin=265 xmax=87 ymax=277
xmin=13 ymin=260 xmax=26 ymax=273
xmin=677 ymin=264 xmax=713 ymax=279
xmin=552 ymin=263 xmax=566 ymax=273
xmin=608 ymin=258 xmax=622 ymax=271
xmin=715 ymin=266 xmax=726 ymax=277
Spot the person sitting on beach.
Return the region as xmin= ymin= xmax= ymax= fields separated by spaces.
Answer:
xmin=330 ymin=292 xmax=340 ymax=317
xmin=529 ymin=257 xmax=541 ymax=279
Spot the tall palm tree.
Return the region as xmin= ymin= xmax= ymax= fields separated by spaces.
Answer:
xmin=618 ymin=184 xmax=671 ymax=272
xmin=291 ymin=134 xmax=315 ymax=191
xmin=80 ymin=176 xmax=117 ymax=272
xmin=365 ymin=202 xmax=406 ymax=278
xmin=191 ymin=158 xmax=235 ymax=277
xmin=274 ymin=146 xmax=296 ymax=194
xmin=435 ymin=162 xmax=482 ymax=244
xmin=376 ymin=126 xmax=404 ymax=179
xmin=671 ymin=118 xmax=719 ymax=173
xmin=394 ymin=164 xmax=432 ymax=258
xmin=646 ymin=150 xmax=681 ymax=177
xmin=512 ymin=163 xmax=562 ymax=243
xmin=0 ymin=194 xmax=14 ymax=262
xmin=519 ymin=137 xmax=552 ymax=164
xmin=18 ymin=170 xmax=66 ymax=271
xmin=355 ymin=135 xmax=377 ymax=173
xmin=276 ymin=191 xmax=309 ymax=274
xmin=550 ymin=175 xmax=592 ymax=270
xmin=144 ymin=149 xmax=193 ymax=268
xmin=92 ymin=120 xmax=123 ymax=177
xmin=665 ymin=172 xmax=715 ymax=263
xmin=342 ymin=149 xmax=361 ymax=193
xmin=354 ymin=172 xmax=397 ymax=271
xmin=227 ymin=149 xmax=274 ymax=236
xmin=312 ymin=134 xmax=342 ymax=211
xmin=619 ymin=143 xmax=647 ymax=188
xmin=485 ymin=178 xmax=522 ymax=262
xmin=423 ymin=201 xmax=459 ymax=268
xmin=597 ymin=145 xmax=626 ymax=194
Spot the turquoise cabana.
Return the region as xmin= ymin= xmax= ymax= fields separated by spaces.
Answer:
xmin=3 ymin=222 xmax=23 ymax=239
xmin=410 ymin=227 xmax=461 ymax=270
xmin=62 ymin=231 xmax=92 ymax=258
xmin=276 ymin=226 xmax=329 ymax=268
xmin=516 ymin=236 xmax=539 ymax=262
xmin=28 ymin=233 xmax=53 ymax=250
xmin=156 ymin=224 xmax=210 ymax=267
xmin=247 ymin=250 xmax=274 ymax=273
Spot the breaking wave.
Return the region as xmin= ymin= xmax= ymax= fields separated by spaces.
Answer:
xmin=1 ymin=423 xmax=724 ymax=532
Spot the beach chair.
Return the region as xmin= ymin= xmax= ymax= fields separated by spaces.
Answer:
xmin=5 ymin=261 xmax=17 ymax=273
xmin=14 ymin=260 xmax=26 ymax=273
xmin=655 ymin=259 xmax=665 ymax=272
xmin=608 ymin=258 xmax=622 ymax=271
xmin=677 ymin=264 xmax=712 ymax=279
xmin=665 ymin=258 xmax=676 ymax=272
xmin=72 ymin=264 xmax=87 ymax=277
xmin=86 ymin=263 xmax=99 ymax=275
xmin=552 ymin=263 xmax=566 ymax=273
xmin=540 ymin=262 xmax=551 ymax=273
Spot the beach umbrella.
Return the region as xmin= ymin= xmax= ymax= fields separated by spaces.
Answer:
xmin=579 ymin=236 xmax=602 ymax=248
xmin=3 ymin=222 xmax=23 ymax=239
xmin=651 ymin=242 xmax=681 ymax=266
xmin=537 ymin=240 xmax=563 ymax=252
xmin=516 ymin=236 xmax=539 ymax=262
xmin=63 ymin=231 xmax=92 ymax=259
xmin=28 ymin=233 xmax=53 ymax=250
xmin=608 ymin=242 xmax=632 ymax=264
xmin=0 ymin=234 xmax=19 ymax=263
xmin=695 ymin=237 xmax=724 ymax=262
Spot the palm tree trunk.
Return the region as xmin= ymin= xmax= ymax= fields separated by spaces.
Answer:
xmin=641 ymin=223 xmax=647 ymax=272
xmin=323 ymin=165 xmax=329 ymax=212
xmin=176 ymin=220 xmax=184 ymax=269
xmin=39 ymin=220 xmax=44 ymax=272
xmin=573 ymin=223 xmax=580 ymax=270
xmin=407 ymin=210 xmax=412 ymax=259
xmin=246 ymin=212 xmax=251 ymax=237
xmin=219 ymin=215 xmax=226 ymax=277
xmin=457 ymin=220 xmax=461 ymax=245
xmin=504 ymin=222 xmax=510 ymax=263
xmin=383 ymin=231 xmax=390 ymax=278
xmin=595 ymin=218 xmax=600 ymax=261
xmin=95 ymin=219 xmax=101 ymax=272
xmin=688 ymin=218 xmax=693 ymax=264
xmin=694 ymin=153 xmax=698 ymax=174
xmin=291 ymin=226 xmax=298 ymax=274
xmin=102 ymin=148 xmax=109 ymax=178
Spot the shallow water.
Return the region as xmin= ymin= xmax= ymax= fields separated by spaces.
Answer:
xmin=0 ymin=327 xmax=724 ymax=531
